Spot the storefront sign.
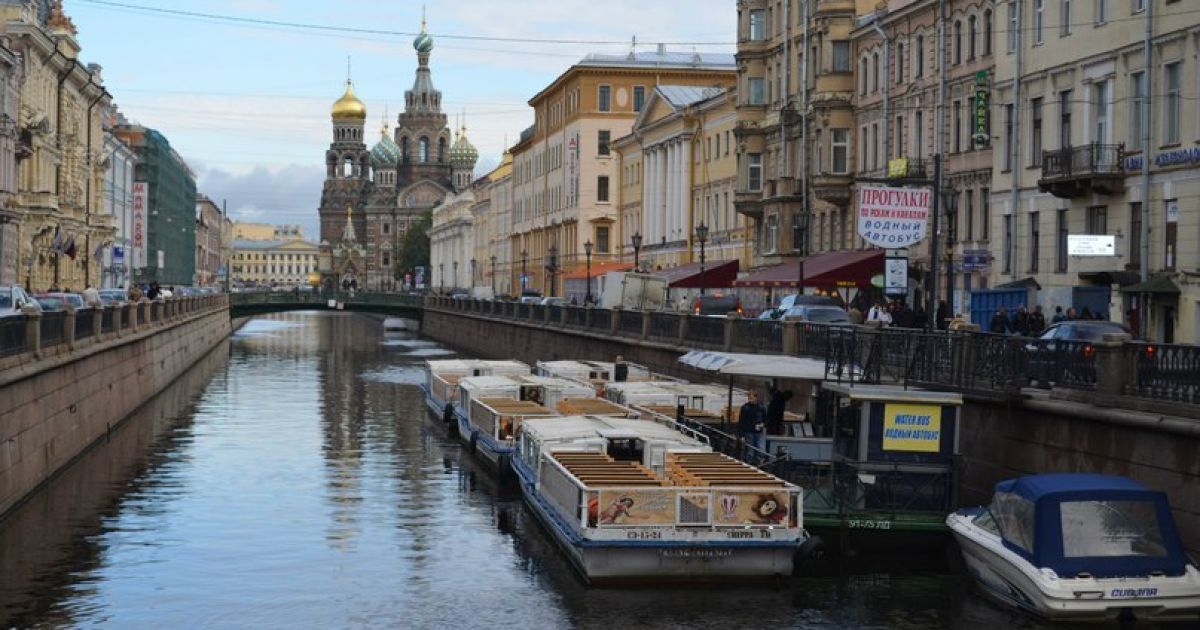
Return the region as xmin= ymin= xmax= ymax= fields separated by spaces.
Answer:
xmin=1067 ymin=234 xmax=1116 ymax=256
xmin=973 ymin=70 xmax=989 ymax=146
xmin=132 ymin=182 xmax=147 ymax=269
xmin=1155 ymin=147 xmax=1200 ymax=167
xmin=961 ymin=249 xmax=990 ymax=271
xmin=884 ymin=257 xmax=907 ymax=296
xmin=857 ymin=186 xmax=930 ymax=248
xmin=887 ymin=158 xmax=909 ymax=179
xmin=882 ymin=403 xmax=942 ymax=453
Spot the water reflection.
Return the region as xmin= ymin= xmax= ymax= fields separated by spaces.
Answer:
xmin=0 ymin=312 xmax=1129 ymax=629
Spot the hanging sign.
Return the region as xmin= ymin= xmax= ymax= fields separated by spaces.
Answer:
xmin=882 ymin=404 xmax=942 ymax=453
xmin=857 ymin=186 xmax=930 ymax=248
xmin=973 ymin=70 xmax=989 ymax=146
xmin=132 ymin=181 xmax=147 ymax=268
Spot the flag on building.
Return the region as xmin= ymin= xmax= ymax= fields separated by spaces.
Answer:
xmin=64 ymin=235 xmax=77 ymax=260
xmin=52 ymin=228 xmax=62 ymax=252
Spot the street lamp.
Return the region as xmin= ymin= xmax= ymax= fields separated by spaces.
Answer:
xmin=520 ymin=249 xmax=528 ymax=293
xmin=547 ymin=243 xmax=559 ymax=298
xmin=583 ymin=240 xmax=594 ymax=305
xmin=695 ymin=222 xmax=709 ymax=296
xmin=470 ymin=258 xmax=477 ymax=289
xmin=439 ymin=263 xmax=444 ymax=292
xmin=631 ymin=231 xmax=643 ymax=272
xmin=453 ymin=261 xmax=459 ymax=291
xmin=489 ymin=255 xmax=496 ymax=294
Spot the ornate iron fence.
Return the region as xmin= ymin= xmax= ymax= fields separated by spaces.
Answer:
xmin=586 ymin=309 xmax=612 ymax=333
xmin=74 ymin=309 xmax=96 ymax=341
xmin=648 ymin=312 xmax=681 ymax=340
xmin=684 ymin=315 xmax=725 ymax=347
xmin=617 ymin=310 xmax=643 ymax=336
xmin=40 ymin=311 xmax=66 ymax=347
xmin=732 ymin=318 xmax=782 ymax=353
xmin=563 ymin=306 xmax=587 ymax=327
xmin=1131 ymin=342 xmax=1200 ymax=404
xmin=0 ymin=315 xmax=27 ymax=357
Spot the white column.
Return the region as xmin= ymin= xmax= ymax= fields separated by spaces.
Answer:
xmin=659 ymin=146 xmax=669 ymax=244
xmin=644 ymin=147 xmax=656 ymax=243
xmin=667 ymin=142 xmax=678 ymax=243
xmin=681 ymin=138 xmax=692 ymax=239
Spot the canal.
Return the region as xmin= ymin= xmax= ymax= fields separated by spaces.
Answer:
xmin=0 ymin=312 xmax=1070 ymax=629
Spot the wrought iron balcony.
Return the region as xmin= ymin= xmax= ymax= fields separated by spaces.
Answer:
xmin=888 ymin=157 xmax=928 ymax=180
xmin=1038 ymin=143 xmax=1126 ymax=199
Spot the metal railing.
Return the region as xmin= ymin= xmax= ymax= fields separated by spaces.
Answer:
xmin=617 ymin=310 xmax=643 ymax=336
xmin=564 ymin=306 xmax=587 ymax=328
xmin=684 ymin=315 xmax=725 ymax=347
xmin=732 ymin=318 xmax=782 ymax=353
xmin=74 ymin=308 xmax=96 ymax=340
xmin=1041 ymin=143 xmax=1125 ymax=180
xmin=648 ymin=312 xmax=680 ymax=340
xmin=1131 ymin=342 xmax=1200 ymax=404
xmin=0 ymin=315 xmax=27 ymax=357
xmin=585 ymin=310 xmax=611 ymax=333
xmin=40 ymin=311 xmax=66 ymax=348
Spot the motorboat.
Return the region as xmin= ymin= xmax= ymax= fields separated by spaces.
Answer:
xmin=420 ymin=359 xmax=530 ymax=419
xmin=947 ymin=474 xmax=1200 ymax=622
xmin=512 ymin=414 xmax=808 ymax=582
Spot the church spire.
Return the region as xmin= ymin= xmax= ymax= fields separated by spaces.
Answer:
xmin=406 ymin=9 xmax=440 ymax=114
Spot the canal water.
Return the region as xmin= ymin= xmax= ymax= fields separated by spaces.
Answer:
xmin=0 ymin=312 xmax=1119 ymax=628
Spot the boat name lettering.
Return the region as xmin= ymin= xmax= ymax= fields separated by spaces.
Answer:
xmin=1110 ymin=587 xmax=1158 ymax=598
xmin=626 ymin=530 xmax=663 ymax=540
xmin=847 ymin=519 xmax=892 ymax=530
xmin=726 ymin=530 xmax=755 ymax=539
xmin=660 ymin=548 xmax=733 ymax=558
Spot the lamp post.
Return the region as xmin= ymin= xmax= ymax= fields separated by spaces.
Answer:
xmin=489 ymin=255 xmax=496 ymax=295
xmin=583 ymin=240 xmax=593 ymax=305
xmin=942 ymin=188 xmax=958 ymax=326
xmin=695 ymin=222 xmax=709 ymax=296
xmin=547 ymin=243 xmax=559 ymax=298
xmin=470 ymin=258 xmax=477 ymax=290
xmin=439 ymin=263 xmax=444 ymax=292
xmin=631 ymin=231 xmax=642 ymax=272
xmin=520 ymin=249 xmax=527 ymax=294
xmin=452 ymin=260 xmax=459 ymax=291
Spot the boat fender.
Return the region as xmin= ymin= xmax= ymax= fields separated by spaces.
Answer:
xmin=468 ymin=431 xmax=478 ymax=454
xmin=796 ymin=535 xmax=826 ymax=562
xmin=442 ymin=403 xmax=455 ymax=424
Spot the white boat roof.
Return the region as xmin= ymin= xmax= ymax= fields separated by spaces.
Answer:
xmin=458 ymin=375 xmax=520 ymax=391
xmin=605 ymin=381 xmax=673 ymax=395
xmin=517 ymin=375 xmax=595 ymax=391
xmin=425 ymin=359 xmax=483 ymax=373
xmin=520 ymin=415 xmax=709 ymax=448
xmin=821 ymin=383 xmax=963 ymax=405
xmin=656 ymin=382 xmax=740 ymax=396
xmin=480 ymin=360 xmax=532 ymax=373
xmin=679 ymin=350 xmax=832 ymax=380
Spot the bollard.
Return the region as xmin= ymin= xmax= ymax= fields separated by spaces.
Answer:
xmin=22 ymin=305 xmax=41 ymax=355
xmin=1094 ymin=333 xmax=1133 ymax=405
xmin=782 ymin=321 xmax=798 ymax=355
xmin=64 ymin=305 xmax=77 ymax=349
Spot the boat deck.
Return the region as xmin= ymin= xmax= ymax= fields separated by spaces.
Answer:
xmin=667 ymin=453 xmax=787 ymax=487
xmin=551 ymin=452 xmax=667 ymax=487
xmin=555 ymin=398 xmax=634 ymax=416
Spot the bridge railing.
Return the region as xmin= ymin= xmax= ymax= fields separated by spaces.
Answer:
xmin=429 ymin=297 xmax=1193 ymax=416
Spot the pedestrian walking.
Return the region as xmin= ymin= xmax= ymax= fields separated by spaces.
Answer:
xmin=990 ymin=306 xmax=1010 ymax=334
xmin=1011 ymin=306 xmax=1031 ymax=336
xmin=765 ymin=389 xmax=792 ymax=437
xmin=1051 ymin=306 xmax=1066 ymax=323
xmin=867 ymin=301 xmax=891 ymax=326
xmin=1029 ymin=305 xmax=1047 ymax=336
xmin=738 ymin=391 xmax=766 ymax=451
xmin=82 ymin=285 xmax=101 ymax=308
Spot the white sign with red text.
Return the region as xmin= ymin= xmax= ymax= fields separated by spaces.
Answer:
xmin=857 ymin=186 xmax=930 ymax=248
xmin=132 ymin=181 xmax=148 ymax=269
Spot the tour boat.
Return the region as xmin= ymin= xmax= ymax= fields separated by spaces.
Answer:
xmin=603 ymin=381 xmax=747 ymax=418
xmin=947 ymin=474 xmax=1200 ymax=622
xmin=455 ymin=374 xmax=596 ymax=475
xmin=534 ymin=359 xmax=677 ymax=394
xmin=512 ymin=414 xmax=808 ymax=582
xmin=421 ymin=359 xmax=530 ymax=418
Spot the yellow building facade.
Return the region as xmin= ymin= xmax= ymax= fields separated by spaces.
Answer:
xmin=231 ymin=239 xmax=320 ymax=288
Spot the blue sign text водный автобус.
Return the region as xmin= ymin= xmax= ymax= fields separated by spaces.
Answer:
xmin=1124 ymin=146 xmax=1200 ymax=171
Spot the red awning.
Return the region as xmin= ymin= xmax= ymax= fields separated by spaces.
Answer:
xmin=733 ymin=249 xmax=884 ymax=289
xmin=650 ymin=259 xmax=739 ymax=288
xmin=559 ymin=261 xmax=634 ymax=280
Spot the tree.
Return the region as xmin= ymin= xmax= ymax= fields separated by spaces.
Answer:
xmin=396 ymin=208 xmax=432 ymax=284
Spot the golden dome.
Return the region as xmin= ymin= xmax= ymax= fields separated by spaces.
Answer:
xmin=331 ymin=80 xmax=367 ymax=120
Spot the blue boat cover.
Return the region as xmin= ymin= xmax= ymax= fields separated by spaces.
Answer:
xmin=990 ymin=474 xmax=1189 ymax=578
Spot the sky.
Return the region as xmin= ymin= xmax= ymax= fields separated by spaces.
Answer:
xmin=66 ymin=0 xmax=737 ymax=239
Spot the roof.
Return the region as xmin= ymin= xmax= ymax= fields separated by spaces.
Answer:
xmin=560 ymin=261 xmax=634 ymax=280
xmin=232 ymin=239 xmax=319 ymax=251
xmin=577 ymin=51 xmax=735 ymax=70
xmin=733 ymin=250 xmax=884 ymax=289
xmin=820 ymin=383 xmax=963 ymax=405
xmin=679 ymin=351 xmax=832 ymax=380
xmin=656 ymin=85 xmax=725 ymax=108
xmin=1119 ymin=275 xmax=1181 ymax=295
xmin=650 ymin=259 xmax=739 ymax=289
xmin=997 ymin=474 xmax=1149 ymax=501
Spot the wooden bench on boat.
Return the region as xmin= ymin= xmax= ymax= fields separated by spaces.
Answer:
xmin=555 ymin=398 xmax=634 ymax=417
xmin=552 ymin=452 xmax=668 ymax=487
xmin=666 ymin=453 xmax=787 ymax=488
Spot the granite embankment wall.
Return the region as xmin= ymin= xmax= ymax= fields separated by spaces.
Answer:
xmin=0 ymin=297 xmax=231 ymax=517
xmin=423 ymin=306 xmax=1200 ymax=555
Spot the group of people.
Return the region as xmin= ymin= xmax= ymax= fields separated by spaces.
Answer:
xmin=736 ymin=385 xmax=794 ymax=450
xmin=853 ymin=298 xmax=953 ymax=330
xmin=988 ymin=304 xmax=1106 ymax=335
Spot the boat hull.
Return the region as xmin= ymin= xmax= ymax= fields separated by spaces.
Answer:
xmin=948 ymin=512 xmax=1200 ymax=623
xmin=512 ymin=456 xmax=797 ymax=582
xmin=455 ymin=408 xmax=514 ymax=478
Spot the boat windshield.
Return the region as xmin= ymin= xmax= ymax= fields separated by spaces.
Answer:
xmin=990 ymin=491 xmax=1036 ymax=554
xmin=1060 ymin=500 xmax=1168 ymax=558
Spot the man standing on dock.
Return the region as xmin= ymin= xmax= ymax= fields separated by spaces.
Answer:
xmin=738 ymin=391 xmax=766 ymax=451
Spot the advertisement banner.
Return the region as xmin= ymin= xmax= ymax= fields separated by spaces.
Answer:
xmin=596 ymin=490 xmax=676 ymax=526
xmin=132 ymin=182 xmax=148 ymax=269
xmin=713 ymin=491 xmax=791 ymax=526
xmin=566 ymin=133 xmax=579 ymax=208
xmin=857 ymin=186 xmax=930 ymax=248
xmin=882 ymin=403 xmax=942 ymax=452
xmin=973 ymin=70 xmax=990 ymax=146
xmin=884 ymin=257 xmax=908 ymax=296
xmin=1067 ymin=234 xmax=1116 ymax=256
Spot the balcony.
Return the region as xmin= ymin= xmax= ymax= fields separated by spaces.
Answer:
xmin=1038 ymin=143 xmax=1126 ymax=199
xmin=734 ymin=188 xmax=764 ymax=218
xmin=812 ymin=173 xmax=853 ymax=205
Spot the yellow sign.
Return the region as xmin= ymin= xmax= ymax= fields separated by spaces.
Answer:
xmin=887 ymin=157 xmax=909 ymax=178
xmin=882 ymin=403 xmax=942 ymax=452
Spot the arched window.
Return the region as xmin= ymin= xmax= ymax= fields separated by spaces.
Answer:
xmin=419 ymin=137 xmax=430 ymax=162
xmin=896 ymin=42 xmax=905 ymax=83
xmin=984 ymin=10 xmax=992 ymax=55
xmin=872 ymin=53 xmax=879 ymax=92
xmin=915 ymin=35 xmax=924 ymax=77
xmin=400 ymin=136 xmax=409 ymax=162
xmin=438 ymin=137 xmax=447 ymax=162
xmin=954 ymin=20 xmax=962 ymax=64
xmin=860 ymin=58 xmax=868 ymax=94
xmin=343 ymin=157 xmax=354 ymax=178
xmin=968 ymin=15 xmax=977 ymax=60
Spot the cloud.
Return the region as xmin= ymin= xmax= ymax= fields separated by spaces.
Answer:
xmin=195 ymin=164 xmax=326 ymax=240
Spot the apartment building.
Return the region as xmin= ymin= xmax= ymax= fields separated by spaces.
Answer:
xmin=992 ymin=0 xmax=1199 ymax=342
xmin=612 ymin=86 xmax=748 ymax=276
xmin=507 ymin=47 xmax=736 ymax=296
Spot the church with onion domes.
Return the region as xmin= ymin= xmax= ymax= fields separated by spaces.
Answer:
xmin=317 ymin=16 xmax=477 ymax=292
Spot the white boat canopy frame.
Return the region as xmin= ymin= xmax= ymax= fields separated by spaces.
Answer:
xmin=678 ymin=350 xmax=832 ymax=380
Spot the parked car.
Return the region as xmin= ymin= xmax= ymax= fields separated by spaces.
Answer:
xmin=777 ymin=294 xmax=837 ymax=311
xmin=35 ymin=292 xmax=87 ymax=311
xmin=518 ymin=295 xmax=543 ymax=305
xmin=692 ymin=294 xmax=743 ymax=317
xmin=779 ymin=304 xmax=852 ymax=324
xmin=1024 ymin=320 xmax=1130 ymax=386
xmin=539 ymin=296 xmax=565 ymax=307
xmin=0 ymin=285 xmax=39 ymax=317
xmin=98 ymin=289 xmax=128 ymax=305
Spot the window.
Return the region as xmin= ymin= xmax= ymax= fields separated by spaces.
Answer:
xmin=1003 ymin=103 xmax=1015 ymax=170
xmin=725 ymin=131 xmax=730 ymax=155
xmin=831 ymin=129 xmax=849 ymax=174
xmin=833 ymin=41 xmax=850 ymax=72
xmin=748 ymin=77 xmax=766 ymax=105
xmin=1060 ymin=500 xmax=1164 ymax=558
xmin=1165 ymin=62 xmax=1181 ymax=144
xmin=984 ymin=10 xmax=993 ymax=54
xmin=861 ymin=126 xmax=868 ymax=171
xmin=953 ymin=100 xmax=963 ymax=153
xmin=749 ymin=9 xmax=765 ymax=40
xmin=598 ymin=130 xmax=610 ymax=156
xmin=714 ymin=134 xmax=720 ymax=157
xmin=597 ymin=175 xmax=610 ymax=202
xmin=1031 ymin=97 xmax=1043 ymax=166
xmin=1096 ymin=0 xmax=1107 ymax=23
xmin=1061 ymin=0 xmax=1072 ymax=36
xmin=966 ymin=189 xmax=976 ymax=239
xmin=1007 ymin=2 xmax=1018 ymax=52
xmin=1003 ymin=214 xmax=1013 ymax=273
xmin=598 ymin=85 xmax=611 ymax=112
xmin=895 ymin=115 xmax=904 ymax=156
xmin=915 ymin=35 xmax=924 ymax=76
xmin=1059 ymin=89 xmax=1073 ymax=149
xmin=915 ymin=110 xmax=924 ymax=157
xmin=895 ymin=42 xmax=904 ymax=83
xmin=1129 ymin=202 xmax=1142 ymax=269
xmin=382 ymin=252 xmax=391 ymax=267
xmin=1130 ymin=72 xmax=1146 ymax=151
xmin=633 ymin=85 xmax=645 ymax=112
xmin=954 ymin=20 xmax=963 ymax=64
xmin=382 ymin=222 xmax=390 ymax=235
xmin=1133 ymin=0 xmax=1146 ymax=13
xmin=766 ymin=213 xmax=779 ymax=253
xmin=968 ymin=16 xmax=977 ymax=59
xmin=1035 ymin=0 xmax=1044 ymax=45
xmin=981 ymin=187 xmax=990 ymax=239
xmin=1029 ymin=211 xmax=1040 ymax=272
xmin=1056 ymin=209 xmax=1069 ymax=272
xmin=596 ymin=226 xmax=610 ymax=253
xmin=872 ymin=53 xmax=880 ymax=91
xmin=748 ymin=153 xmax=763 ymax=191
xmin=1086 ymin=205 xmax=1107 ymax=233
xmin=1092 ymin=80 xmax=1110 ymax=143
xmin=861 ymin=58 xmax=869 ymax=94
xmin=872 ymin=123 xmax=879 ymax=170
xmin=419 ymin=136 xmax=430 ymax=162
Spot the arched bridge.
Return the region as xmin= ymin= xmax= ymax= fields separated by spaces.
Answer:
xmin=228 ymin=291 xmax=424 ymax=320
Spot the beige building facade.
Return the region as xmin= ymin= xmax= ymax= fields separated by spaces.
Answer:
xmin=990 ymin=0 xmax=1200 ymax=342
xmin=233 ymin=221 xmax=303 ymax=241
xmin=230 ymin=238 xmax=319 ymax=288
xmin=508 ymin=49 xmax=736 ymax=296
